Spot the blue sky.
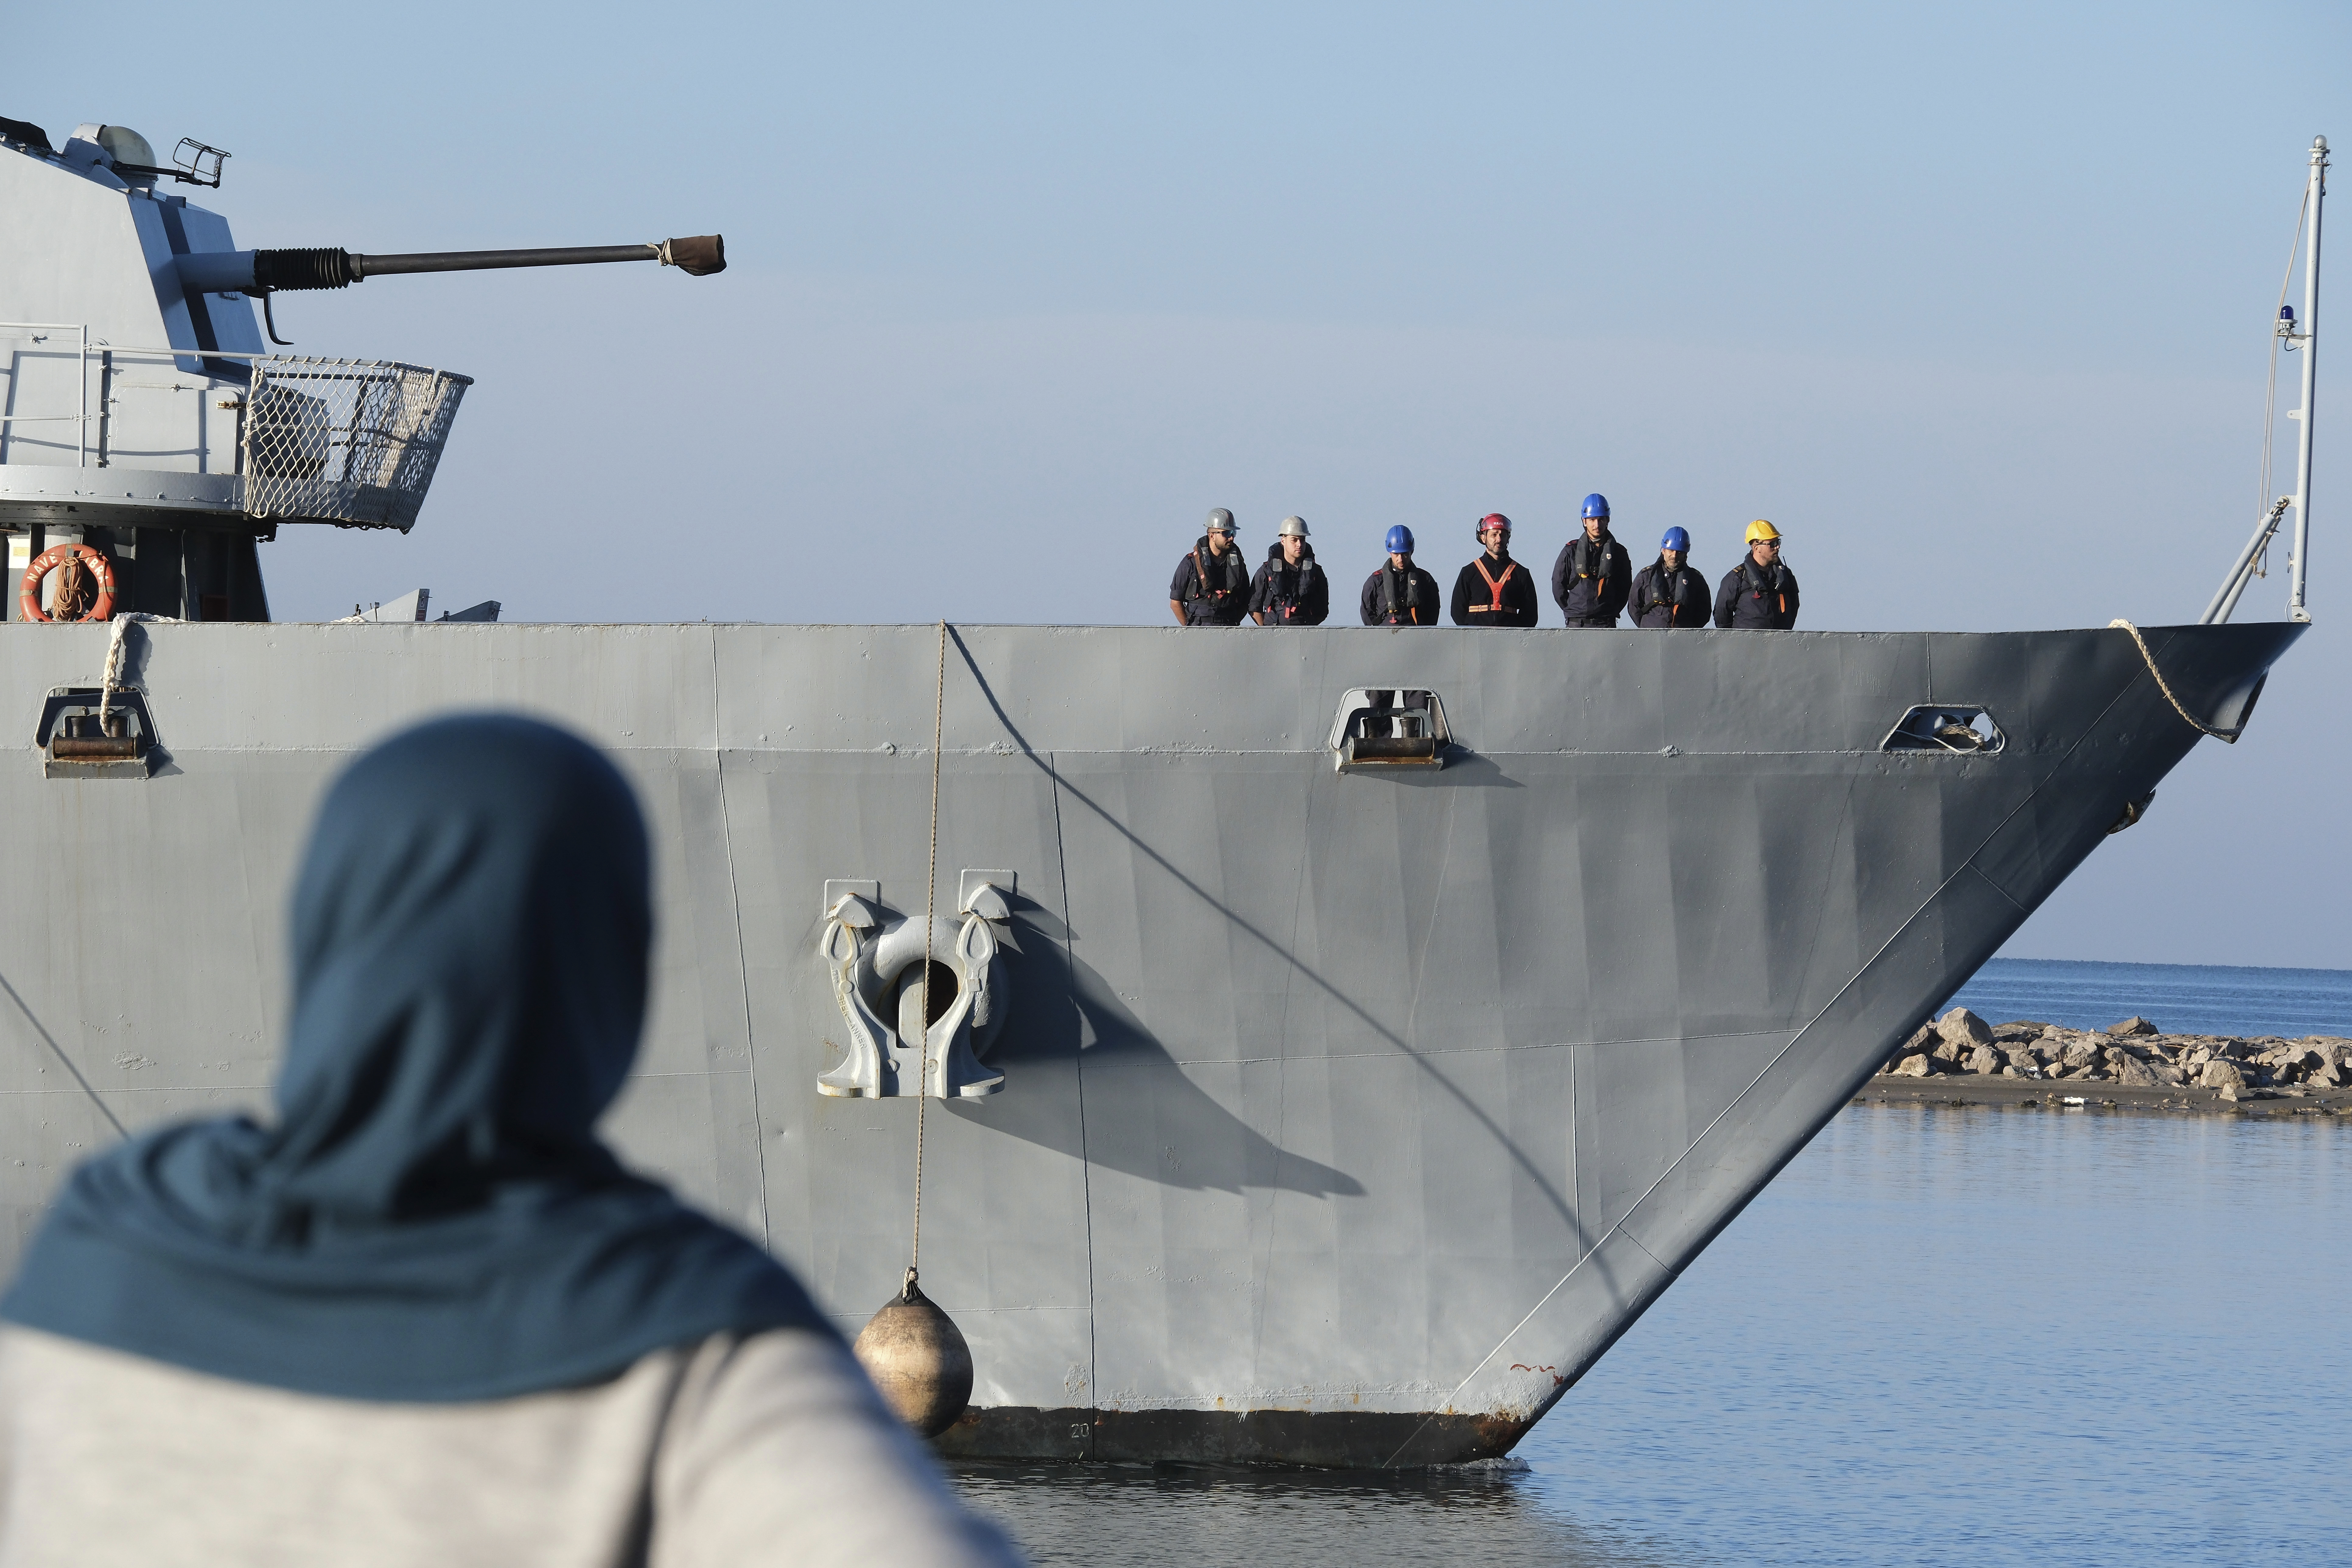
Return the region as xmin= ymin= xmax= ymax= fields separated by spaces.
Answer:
xmin=7 ymin=1 xmax=2347 ymax=964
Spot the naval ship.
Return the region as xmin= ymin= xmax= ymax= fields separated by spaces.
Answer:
xmin=0 ymin=116 xmax=2325 ymax=1465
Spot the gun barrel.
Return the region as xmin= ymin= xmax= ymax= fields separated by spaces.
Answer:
xmin=176 ymin=235 xmax=724 ymax=294
xmin=356 ymin=244 xmax=662 ymax=277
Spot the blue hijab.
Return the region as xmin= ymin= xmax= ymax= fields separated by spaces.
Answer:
xmin=1 ymin=715 xmax=824 ymax=1402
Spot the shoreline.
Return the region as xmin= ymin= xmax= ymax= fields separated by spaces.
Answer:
xmin=1853 ymin=1077 xmax=2352 ymax=1118
xmin=1858 ymin=1009 xmax=2352 ymax=1120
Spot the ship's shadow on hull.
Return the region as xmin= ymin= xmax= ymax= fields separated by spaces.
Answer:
xmin=965 ymin=916 xmax=1363 ymax=1197
xmin=947 ymin=628 xmax=1570 ymax=1223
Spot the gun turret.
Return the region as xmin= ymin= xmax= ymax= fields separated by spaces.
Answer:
xmin=0 ymin=117 xmax=731 ymax=577
xmin=177 ymin=235 xmax=725 ymax=294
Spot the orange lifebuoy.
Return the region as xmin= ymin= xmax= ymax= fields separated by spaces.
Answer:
xmin=19 ymin=543 xmax=117 ymax=624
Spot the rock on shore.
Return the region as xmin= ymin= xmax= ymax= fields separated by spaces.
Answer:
xmin=1876 ymin=1007 xmax=2352 ymax=1104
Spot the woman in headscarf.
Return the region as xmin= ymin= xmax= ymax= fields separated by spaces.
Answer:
xmin=0 ymin=715 xmax=1017 ymax=1567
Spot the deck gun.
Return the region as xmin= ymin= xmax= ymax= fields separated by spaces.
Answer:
xmin=177 ymin=236 xmax=725 ymax=343
xmin=0 ymin=115 xmax=737 ymax=594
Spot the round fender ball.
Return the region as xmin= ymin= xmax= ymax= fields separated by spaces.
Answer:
xmin=854 ymin=1279 xmax=974 ymax=1438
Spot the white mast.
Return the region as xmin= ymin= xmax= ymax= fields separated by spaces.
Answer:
xmin=2287 ymin=135 xmax=2327 ymax=622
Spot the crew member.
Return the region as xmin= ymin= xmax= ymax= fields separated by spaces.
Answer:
xmin=1713 ymin=520 xmax=1801 ymax=629
xmin=1360 ymin=526 xmax=1440 ymax=625
xmin=1168 ymin=508 xmax=1250 ymax=626
xmin=1551 ymin=493 xmax=1631 ymax=627
xmin=1450 ymin=514 xmax=1539 ymax=627
xmin=1249 ymin=516 xmax=1329 ymax=626
xmin=1629 ymin=527 xmax=1709 ymax=628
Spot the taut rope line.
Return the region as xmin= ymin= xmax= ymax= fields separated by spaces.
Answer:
xmin=97 ymin=613 xmax=173 ymax=725
xmin=2257 ymin=185 xmax=2311 ymax=537
xmin=2109 ymin=619 xmax=2244 ymax=743
xmin=908 ymin=619 xmax=948 ymax=1296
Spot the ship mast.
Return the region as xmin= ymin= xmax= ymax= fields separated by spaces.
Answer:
xmin=2286 ymin=135 xmax=2327 ymax=621
xmin=2203 ymin=136 xmax=2328 ymax=626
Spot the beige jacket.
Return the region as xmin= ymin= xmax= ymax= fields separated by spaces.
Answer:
xmin=0 ymin=1325 xmax=1017 ymax=1567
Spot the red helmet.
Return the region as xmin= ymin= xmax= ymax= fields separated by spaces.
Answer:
xmin=1477 ymin=513 xmax=1511 ymax=535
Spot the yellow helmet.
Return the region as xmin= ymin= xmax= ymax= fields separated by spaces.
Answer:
xmin=1745 ymin=519 xmax=1781 ymax=544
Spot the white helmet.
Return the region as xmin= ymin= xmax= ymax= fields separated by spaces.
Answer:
xmin=1278 ymin=516 xmax=1310 ymax=538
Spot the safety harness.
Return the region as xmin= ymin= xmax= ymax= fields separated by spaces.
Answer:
xmin=1472 ymin=555 xmax=1519 ymax=614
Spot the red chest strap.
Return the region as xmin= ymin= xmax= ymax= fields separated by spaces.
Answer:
xmin=1474 ymin=557 xmax=1517 ymax=612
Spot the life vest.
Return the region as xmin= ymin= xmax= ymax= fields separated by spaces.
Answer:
xmin=1259 ymin=546 xmax=1318 ymax=623
xmin=1473 ymin=555 xmax=1519 ymax=614
xmin=1636 ymin=561 xmax=1703 ymax=625
xmin=1565 ymin=533 xmax=1618 ymax=584
xmin=1737 ymin=556 xmax=1792 ymax=621
xmin=1185 ymin=544 xmax=1246 ymax=607
xmin=1377 ymin=564 xmax=1425 ymax=623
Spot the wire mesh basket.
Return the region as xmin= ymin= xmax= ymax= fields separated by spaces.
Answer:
xmin=240 ymin=357 xmax=472 ymax=530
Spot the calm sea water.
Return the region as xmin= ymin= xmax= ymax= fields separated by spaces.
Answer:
xmin=1948 ymin=958 xmax=2352 ymax=1038
xmin=950 ymin=960 xmax=2352 ymax=1566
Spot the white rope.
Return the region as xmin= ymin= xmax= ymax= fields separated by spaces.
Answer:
xmin=2110 ymin=619 xmax=2242 ymax=743
xmin=96 ymin=613 xmax=173 ymax=723
xmin=909 ymin=620 xmax=948 ymax=1292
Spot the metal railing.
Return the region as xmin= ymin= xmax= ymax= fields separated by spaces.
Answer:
xmin=1 ymin=326 xmax=471 ymax=529
xmin=0 ymin=322 xmax=92 ymax=466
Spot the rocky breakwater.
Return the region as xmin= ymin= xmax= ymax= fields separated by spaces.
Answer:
xmin=1860 ymin=1009 xmax=2352 ymax=1117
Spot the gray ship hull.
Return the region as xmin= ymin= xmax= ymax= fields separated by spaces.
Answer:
xmin=0 ymin=619 xmax=2294 ymax=1465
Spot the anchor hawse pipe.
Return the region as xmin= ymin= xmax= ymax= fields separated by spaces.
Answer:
xmin=176 ymin=235 xmax=725 ymax=295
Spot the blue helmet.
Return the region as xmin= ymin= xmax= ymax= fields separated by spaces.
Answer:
xmin=1581 ymin=493 xmax=1610 ymax=520
xmin=1385 ymin=525 xmax=1414 ymax=555
xmin=1660 ymin=526 xmax=1690 ymax=552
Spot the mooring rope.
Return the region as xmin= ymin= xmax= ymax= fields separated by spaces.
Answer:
xmin=2109 ymin=619 xmax=2243 ymax=743
xmin=96 ymin=613 xmax=168 ymax=724
xmin=908 ymin=619 xmax=948 ymax=1297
